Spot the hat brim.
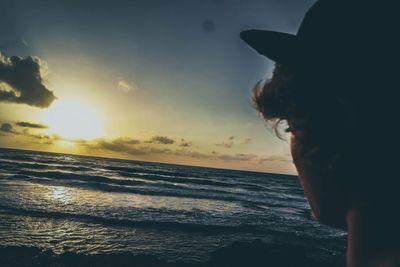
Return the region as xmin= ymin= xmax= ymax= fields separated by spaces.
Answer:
xmin=240 ymin=29 xmax=299 ymax=65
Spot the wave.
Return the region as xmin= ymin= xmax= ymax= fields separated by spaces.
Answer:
xmin=4 ymin=173 xmax=303 ymax=210
xmin=15 ymin=170 xmax=147 ymax=186
xmin=11 ymin=170 xmax=251 ymax=198
xmin=0 ymin=205 xmax=264 ymax=234
xmin=9 ymin=168 xmax=300 ymax=203
xmin=2 ymin=163 xmax=276 ymax=193
xmin=0 ymin=161 xmax=93 ymax=173
xmin=113 ymin=169 xmax=267 ymax=191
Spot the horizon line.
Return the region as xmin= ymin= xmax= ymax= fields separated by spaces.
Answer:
xmin=0 ymin=146 xmax=297 ymax=177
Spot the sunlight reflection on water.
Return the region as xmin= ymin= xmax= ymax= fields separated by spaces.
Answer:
xmin=0 ymin=149 xmax=347 ymax=262
xmin=50 ymin=186 xmax=73 ymax=204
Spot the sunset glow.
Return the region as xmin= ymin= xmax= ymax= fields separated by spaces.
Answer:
xmin=0 ymin=0 xmax=301 ymax=174
xmin=43 ymin=99 xmax=103 ymax=140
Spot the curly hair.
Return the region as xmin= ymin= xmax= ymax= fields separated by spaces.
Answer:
xmin=252 ymin=63 xmax=357 ymax=171
xmin=251 ymin=64 xmax=297 ymax=137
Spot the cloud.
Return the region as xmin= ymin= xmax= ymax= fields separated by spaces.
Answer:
xmin=0 ymin=52 xmax=56 ymax=108
xmin=23 ymin=131 xmax=60 ymax=145
xmin=1 ymin=123 xmax=292 ymax=166
xmin=215 ymin=136 xmax=235 ymax=148
xmin=179 ymin=138 xmax=192 ymax=147
xmin=79 ymin=137 xmax=173 ymax=156
xmin=216 ymin=153 xmax=257 ymax=161
xmin=148 ymin=135 xmax=175 ymax=145
xmin=117 ymin=79 xmax=136 ymax=93
xmin=241 ymin=138 xmax=252 ymax=145
xmin=80 ymin=137 xmax=141 ymax=153
xmin=0 ymin=122 xmax=59 ymax=144
xmin=258 ymin=155 xmax=292 ymax=164
xmin=15 ymin=121 xmax=48 ymax=129
xmin=175 ymin=150 xmax=258 ymax=162
xmin=174 ymin=149 xmax=210 ymax=159
xmin=78 ymin=136 xmax=261 ymax=163
xmin=176 ymin=150 xmax=257 ymax=162
xmin=0 ymin=123 xmax=12 ymax=132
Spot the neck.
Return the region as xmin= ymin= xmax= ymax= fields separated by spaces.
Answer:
xmin=346 ymin=206 xmax=400 ymax=267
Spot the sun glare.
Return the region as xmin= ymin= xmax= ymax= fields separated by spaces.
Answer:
xmin=50 ymin=186 xmax=73 ymax=204
xmin=43 ymin=99 xmax=103 ymax=140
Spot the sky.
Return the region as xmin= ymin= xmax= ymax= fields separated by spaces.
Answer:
xmin=0 ymin=0 xmax=314 ymax=174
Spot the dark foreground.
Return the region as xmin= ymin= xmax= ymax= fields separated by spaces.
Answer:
xmin=0 ymin=240 xmax=345 ymax=267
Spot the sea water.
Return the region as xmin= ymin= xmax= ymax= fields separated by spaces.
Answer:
xmin=0 ymin=148 xmax=346 ymax=266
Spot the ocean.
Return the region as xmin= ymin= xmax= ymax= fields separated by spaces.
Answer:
xmin=0 ymin=148 xmax=346 ymax=266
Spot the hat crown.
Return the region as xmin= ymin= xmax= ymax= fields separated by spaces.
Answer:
xmin=241 ymin=0 xmax=395 ymax=70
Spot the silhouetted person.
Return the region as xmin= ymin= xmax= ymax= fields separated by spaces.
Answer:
xmin=241 ymin=1 xmax=399 ymax=266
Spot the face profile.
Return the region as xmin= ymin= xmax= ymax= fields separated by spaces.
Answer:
xmin=242 ymin=1 xmax=400 ymax=266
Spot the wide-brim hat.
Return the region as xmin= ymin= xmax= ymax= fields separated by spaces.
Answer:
xmin=240 ymin=0 xmax=362 ymax=69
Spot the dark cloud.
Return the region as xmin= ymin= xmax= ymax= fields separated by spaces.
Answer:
xmin=215 ymin=136 xmax=235 ymax=148
xmin=146 ymin=147 xmax=172 ymax=154
xmin=80 ymin=137 xmax=173 ymax=156
xmin=117 ymin=137 xmax=140 ymax=145
xmin=179 ymin=150 xmax=257 ymax=162
xmin=0 ymin=52 xmax=56 ymax=108
xmin=24 ymin=131 xmax=60 ymax=145
xmin=258 ymin=155 xmax=292 ymax=164
xmin=179 ymin=138 xmax=192 ymax=147
xmin=81 ymin=137 xmax=143 ymax=154
xmin=217 ymin=153 xmax=257 ymax=161
xmin=79 ymin=136 xmax=262 ymax=163
xmin=0 ymin=122 xmax=59 ymax=144
xmin=148 ymin=135 xmax=175 ymax=145
xmin=0 ymin=123 xmax=13 ymax=132
xmin=202 ymin=19 xmax=216 ymax=33
xmin=15 ymin=121 xmax=48 ymax=129
xmin=180 ymin=150 xmax=256 ymax=162
xmin=174 ymin=149 xmax=210 ymax=159
xmin=75 ymin=135 xmax=293 ymax=165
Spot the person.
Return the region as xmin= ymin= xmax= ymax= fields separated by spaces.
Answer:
xmin=240 ymin=1 xmax=400 ymax=267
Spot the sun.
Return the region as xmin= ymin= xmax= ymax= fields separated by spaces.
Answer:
xmin=43 ymin=99 xmax=103 ymax=140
